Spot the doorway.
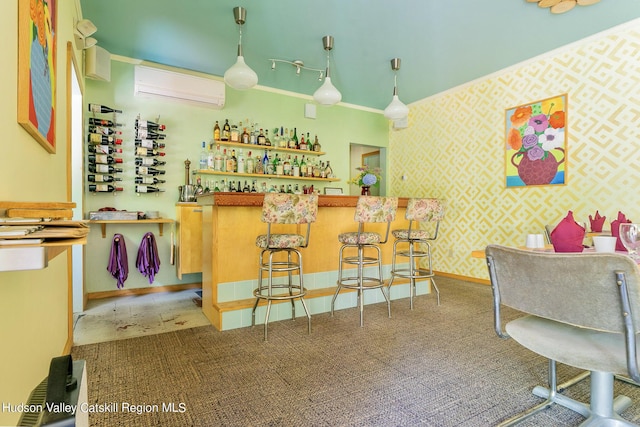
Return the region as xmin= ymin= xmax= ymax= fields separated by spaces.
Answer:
xmin=349 ymin=144 xmax=386 ymax=196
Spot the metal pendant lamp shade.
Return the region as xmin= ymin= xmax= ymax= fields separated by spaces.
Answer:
xmin=383 ymin=58 xmax=409 ymax=120
xmin=224 ymin=7 xmax=258 ymax=91
xmin=313 ymin=36 xmax=342 ymax=106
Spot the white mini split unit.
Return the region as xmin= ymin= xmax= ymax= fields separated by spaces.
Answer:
xmin=134 ymin=65 xmax=225 ymax=110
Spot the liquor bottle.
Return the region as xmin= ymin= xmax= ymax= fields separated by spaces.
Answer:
xmin=274 ymin=154 xmax=283 ymax=176
xmin=135 ymin=176 xmax=166 ymax=184
xmin=135 ymin=140 xmax=166 ymax=149
xmin=135 ymin=119 xmax=166 ymax=131
xmin=136 ymin=128 xmax=166 ymax=140
xmin=135 ymin=185 xmax=165 ymax=193
xmin=213 ymin=145 xmax=223 ymax=171
xmin=88 ymin=154 xmax=123 ymax=165
xmin=292 ymin=128 xmax=299 ymax=149
xmin=254 ymin=154 xmax=264 ymax=174
xmin=222 ymin=119 xmax=231 ymax=141
xmin=89 ymin=184 xmax=123 ymax=192
xmin=283 ymin=155 xmax=291 ymax=176
xmin=213 ymin=181 xmax=221 ymax=192
xmin=88 ymin=104 xmax=122 ymax=114
xmin=242 ymin=127 xmax=250 ymax=144
xmin=299 ymin=133 xmax=306 ymax=151
xmin=221 ymin=179 xmax=228 ymax=192
xmin=88 ymin=145 xmax=122 ymax=154
xmin=257 ymin=129 xmax=266 ymax=145
xmin=213 ymin=121 xmax=221 ymax=141
xmin=306 ymin=132 xmax=311 ymax=150
xmin=135 ymin=147 xmax=166 ymax=157
xmin=250 ymin=181 xmax=257 ymax=193
xmin=231 ymin=122 xmax=240 ymax=142
xmin=88 ymin=118 xmax=122 ymax=127
xmin=225 ymin=149 xmax=235 ymax=173
xmin=236 ymin=181 xmax=242 ymax=193
xmin=246 ymin=151 xmax=255 ymax=174
xmin=288 ymin=129 xmax=297 ymax=149
xmin=261 ymin=150 xmax=269 ymax=174
xmin=88 ymin=174 xmax=122 ymax=183
xmin=300 ymin=156 xmax=307 ymax=177
xmin=250 ymin=123 xmax=257 ymax=145
xmin=135 ymin=157 xmax=166 ymax=166
xmin=229 ymin=181 xmax=236 ymax=192
xmin=221 ymin=149 xmax=228 ymax=172
xmin=200 ymin=141 xmax=208 ymax=170
xmin=279 ymin=127 xmax=286 ymax=148
xmin=324 ymin=161 xmax=334 ymax=178
xmin=89 ymin=164 xmax=123 ymax=174
xmin=136 ymin=166 xmax=165 ymax=175
xmin=242 ymin=180 xmax=250 ymax=192
xmin=88 ymin=125 xmax=122 ymax=136
xmin=237 ymin=149 xmax=246 ymax=174
xmin=287 ymin=184 xmax=293 ymax=194
xmin=265 ymin=129 xmax=271 ymax=147
xmin=313 ymin=135 xmax=321 ymax=152
xmin=88 ymin=134 xmax=123 ymax=144
xmin=292 ymin=156 xmax=300 ymax=177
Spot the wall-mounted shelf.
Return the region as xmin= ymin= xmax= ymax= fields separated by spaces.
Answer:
xmin=195 ymin=170 xmax=339 ymax=182
xmin=212 ymin=140 xmax=325 ymax=156
xmin=89 ymin=218 xmax=174 ymax=238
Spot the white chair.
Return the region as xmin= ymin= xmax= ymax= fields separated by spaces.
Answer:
xmin=486 ymin=244 xmax=640 ymax=426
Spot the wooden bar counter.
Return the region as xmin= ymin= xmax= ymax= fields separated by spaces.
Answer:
xmin=198 ymin=192 xmax=410 ymax=331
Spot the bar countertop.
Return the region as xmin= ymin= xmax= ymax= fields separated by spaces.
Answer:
xmin=197 ymin=192 xmax=409 ymax=208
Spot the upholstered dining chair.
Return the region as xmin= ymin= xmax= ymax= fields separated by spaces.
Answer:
xmin=387 ymin=198 xmax=445 ymax=309
xmin=331 ymin=196 xmax=398 ymax=327
xmin=486 ymin=244 xmax=640 ymax=426
xmin=252 ymin=193 xmax=318 ymax=341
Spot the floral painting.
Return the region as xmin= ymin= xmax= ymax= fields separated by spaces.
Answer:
xmin=505 ymin=94 xmax=567 ymax=187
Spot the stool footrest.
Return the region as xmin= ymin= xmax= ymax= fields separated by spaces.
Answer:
xmin=396 ymin=250 xmax=429 ymax=258
xmin=341 ymin=256 xmax=380 ymax=266
xmin=390 ymin=268 xmax=434 ymax=280
xmin=337 ymin=277 xmax=386 ymax=290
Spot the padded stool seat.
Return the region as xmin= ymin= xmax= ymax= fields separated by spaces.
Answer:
xmin=391 ymin=229 xmax=430 ymax=240
xmin=338 ymin=232 xmax=382 ymax=245
xmin=256 ymin=234 xmax=306 ymax=248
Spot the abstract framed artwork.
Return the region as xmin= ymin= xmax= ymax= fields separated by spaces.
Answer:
xmin=505 ymin=94 xmax=567 ymax=187
xmin=17 ymin=0 xmax=57 ymax=154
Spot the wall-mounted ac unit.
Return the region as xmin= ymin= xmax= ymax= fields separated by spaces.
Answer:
xmin=134 ymin=65 xmax=225 ymax=110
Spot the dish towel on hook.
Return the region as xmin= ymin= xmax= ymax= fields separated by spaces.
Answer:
xmin=136 ymin=232 xmax=160 ymax=284
xmin=107 ymin=233 xmax=129 ymax=289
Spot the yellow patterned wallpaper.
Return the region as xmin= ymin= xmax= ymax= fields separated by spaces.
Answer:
xmin=389 ymin=19 xmax=640 ymax=282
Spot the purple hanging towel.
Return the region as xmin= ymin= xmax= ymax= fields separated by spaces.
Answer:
xmin=107 ymin=233 xmax=128 ymax=289
xmin=136 ymin=232 xmax=160 ymax=284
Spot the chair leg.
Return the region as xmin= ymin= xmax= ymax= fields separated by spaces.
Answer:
xmin=358 ymin=245 xmax=365 ymax=327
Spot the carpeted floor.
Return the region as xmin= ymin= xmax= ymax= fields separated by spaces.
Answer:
xmin=71 ymin=277 xmax=640 ymax=426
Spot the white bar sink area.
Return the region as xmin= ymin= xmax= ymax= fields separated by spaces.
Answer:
xmin=0 ymin=246 xmax=48 ymax=272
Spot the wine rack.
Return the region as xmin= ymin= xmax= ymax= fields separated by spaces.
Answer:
xmin=134 ymin=115 xmax=167 ymax=194
xmin=86 ymin=104 xmax=124 ymax=194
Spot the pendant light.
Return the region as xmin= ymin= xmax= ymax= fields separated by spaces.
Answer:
xmin=313 ymin=36 xmax=342 ymax=106
xmin=383 ymin=58 xmax=409 ymax=120
xmin=224 ymin=7 xmax=258 ymax=91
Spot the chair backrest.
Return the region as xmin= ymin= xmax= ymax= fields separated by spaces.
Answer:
xmin=353 ymin=196 xmax=398 ymax=223
xmin=485 ymin=244 xmax=640 ymax=334
xmin=261 ymin=193 xmax=318 ymax=224
xmin=405 ymin=198 xmax=445 ymax=222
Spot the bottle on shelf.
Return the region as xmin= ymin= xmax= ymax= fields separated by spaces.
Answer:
xmin=136 ymin=166 xmax=166 ymax=175
xmin=292 ymin=156 xmax=300 ymax=177
xmin=250 ymin=123 xmax=258 ymax=145
xmin=229 ymin=181 xmax=236 ymax=192
xmin=88 ymin=145 xmax=122 ymax=154
xmin=300 ymin=156 xmax=307 ymax=177
xmin=220 ymin=149 xmax=228 ymax=172
xmin=313 ymin=135 xmax=321 ymax=152
xmin=246 ymin=151 xmax=255 ymax=174
xmin=299 ymin=133 xmax=307 ymax=151
xmin=287 ymin=184 xmax=293 ymax=194
xmin=324 ymin=161 xmax=334 ymax=178
xmin=89 ymin=164 xmax=123 ymax=174
xmin=213 ymin=145 xmax=224 ymax=171
xmin=306 ymin=132 xmax=311 ymax=150
xmin=254 ymin=153 xmax=264 ymax=174
xmin=135 ymin=157 xmax=166 ymax=166
xmin=265 ymin=129 xmax=271 ymax=146
xmin=283 ymin=155 xmax=291 ymax=176
xmin=88 ymin=134 xmax=123 ymax=145
xmin=221 ymin=179 xmax=229 ymax=192
xmin=135 ymin=139 xmax=166 ymax=149
xmin=237 ymin=149 xmax=246 ymax=174
xmin=88 ymin=125 xmax=122 ymax=136
xmin=222 ymin=119 xmax=231 ymax=141
xmin=213 ymin=121 xmax=221 ymax=141
xmin=88 ymin=154 xmax=123 ymax=165
xmin=89 ymin=184 xmax=123 ymax=192
xmin=88 ymin=118 xmax=122 ymax=127
xmin=200 ymin=141 xmax=208 ymax=170
xmin=135 ymin=176 xmax=166 ymax=184
xmin=250 ymin=181 xmax=257 ymax=193
xmin=88 ymin=174 xmax=122 ymax=183
xmin=88 ymin=104 xmax=122 ymax=114
xmin=135 ymin=185 xmax=165 ymax=193
xmin=257 ymin=129 xmax=266 ymax=145
xmin=236 ymin=181 xmax=243 ymax=193
xmin=135 ymin=119 xmax=166 ymax=131
xmin=242 ymin=127 xmax=250 ymax=144
xmin=291 ymin=128 xmax=299 ymax=149
xmin=279 ymin=127 xmax=286 ymax=148
xmin=213 ymin=181 xmax=221 ymax=192
xmin=136 ymin=128 xmax=166 ymax=140
xmin=135 ymin=147 xmax=166 ymax=157
xmin=225 ymin=149 xmax=237 ymax=173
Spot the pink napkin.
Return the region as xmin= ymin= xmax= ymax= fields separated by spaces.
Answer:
xmin=588 ymin=210 xmax=606 ymax=232
xmin=550 ymin=211 xmax=585 ymax=253
xmin=611 ymin=211 xmax=632 ymax=252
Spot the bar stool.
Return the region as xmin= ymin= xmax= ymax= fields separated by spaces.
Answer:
xmin=331 ymin=196 xmax=398 ymax=326
xmin=252 ymin=193 xmax=318 ymax=341
xmin=388 ymin=198 xmax=445 ymax=309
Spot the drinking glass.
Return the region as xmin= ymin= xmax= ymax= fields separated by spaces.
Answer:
xmin=618 ymin=223 xmax=640 ymax=259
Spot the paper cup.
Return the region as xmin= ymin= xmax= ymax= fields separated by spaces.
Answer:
xmin=535 ymin=234 xmax=545 ymax=248
xmin=593 ymin=236 xmax=617 ymax=253
xmin=526 ymin=234 xmax=537 ymax=248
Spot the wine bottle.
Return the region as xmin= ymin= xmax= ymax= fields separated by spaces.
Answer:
xmin=88 ymin=174 xmax=122 ymax=183
xmin=136 ymin=166 xmax=166 ymax=175
xmin=88 ymin=118 xmax=123 ymax=127
xmin=134 ymin=139 xmax=166 ymax=149
xmin=89 ymin=164 xmax=123 ymax=174
xmin=135 ymin=147 xmax=166 ymax=157
xmin=292 ymin=128 xmax=299 ymax=149
xmin=135 ymin=119 xmax=166 ymax=131
xmin=87 ymin=133 xmax=123 ymax=144
xmin=88 ymin=125 xmax=122 ymax=136
xmin=136 ymin=128 xmax=166 ymax=140
xmin=135 ymin=185 xmax=165 ymax=193
xmin=135 ymin=157 xmax=166 ymax=166
xmin=88 ymin=145 xmax=122 ymax=154
xmin=88 ymin=104 xmax=123 ymax=114
xmin=89 ymin=184 xmax=123 ymax=192
xmin=135 ymin=176 xmax=166 ymax=184
xmin=88 ymin=154 xmax=123 ymax=165
xmin=222 ymin=119 xmax=231 ymax=141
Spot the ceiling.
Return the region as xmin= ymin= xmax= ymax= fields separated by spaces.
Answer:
xmin=78 ymin=0 xmax=640 ymax=111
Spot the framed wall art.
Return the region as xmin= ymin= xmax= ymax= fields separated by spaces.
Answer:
xmin=505 ymin=94 xmax=567 ymax=187
xmin=17 ymin=0 xmax=57 ymax=154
